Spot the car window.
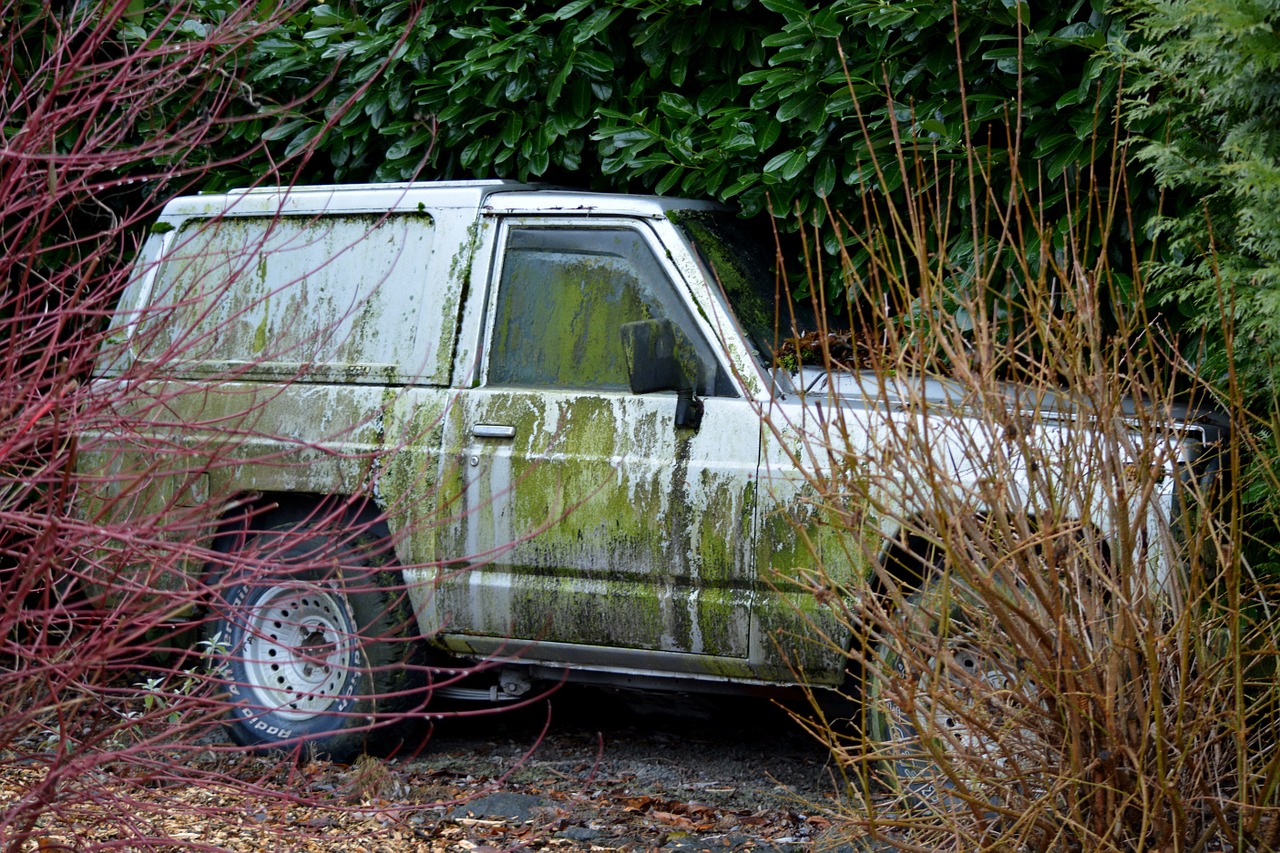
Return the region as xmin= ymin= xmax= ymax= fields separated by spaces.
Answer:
xmin=138 ymin=213 xmax=443 ymax=383
xmin=487 ymin=225 xmax=734 ymax=395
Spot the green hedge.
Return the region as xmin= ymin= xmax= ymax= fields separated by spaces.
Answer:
xmin=158 ymin=1 xmax=1136 ymax=300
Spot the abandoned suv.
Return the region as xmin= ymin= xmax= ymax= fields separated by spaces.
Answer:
xmin=80 ymin=181 xmax=1223 ymax=758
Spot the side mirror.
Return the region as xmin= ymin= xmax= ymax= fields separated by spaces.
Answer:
xmin=620 ymin=319 xmax=704 ymax=429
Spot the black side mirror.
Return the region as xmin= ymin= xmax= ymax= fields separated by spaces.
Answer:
xmin=620 ymin=318 xmax=704 ymax=429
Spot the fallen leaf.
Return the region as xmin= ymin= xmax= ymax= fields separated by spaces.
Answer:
xmin=622 ymin=795 xmax=657 ymax=812
xmin=651 ymin=810 xmax=699 ymax=829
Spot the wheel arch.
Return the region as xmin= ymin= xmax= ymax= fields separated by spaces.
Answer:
xmin=208 ymin=492 xmax=395 ymax=555
xmin=199 ymin=490 xmax=425 ymax=758
xmin=200 ymin=491 xmax=405 ymax=617
xmin=863 ymin=511 xmax=1114 ymax=630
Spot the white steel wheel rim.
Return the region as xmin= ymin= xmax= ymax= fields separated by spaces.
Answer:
xmin=919 ymin=644 xmax=1015 ymax=757
xmin=240 ymin=583 xmax=356 ymax=721
xmin=888 ymin=640 xmax=1037 ymax=783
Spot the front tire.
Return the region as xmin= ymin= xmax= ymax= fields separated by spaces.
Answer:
xmin=206 ymin=524 xmax=420 ymax=759
xmin=865 ymin=578 xmax=1045 ymax=807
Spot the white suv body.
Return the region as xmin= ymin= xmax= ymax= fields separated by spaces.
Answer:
xmin=84 ymin=180 xmax=1220 ymax=752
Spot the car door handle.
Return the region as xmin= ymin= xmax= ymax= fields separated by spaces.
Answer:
xmin=472 ymin=424 xmax=516 ymax=439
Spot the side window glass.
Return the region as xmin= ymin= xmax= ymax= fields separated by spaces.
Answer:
xmin=140 ymin=215 xmax=441 ymax=382
xmin=488 ymin=226 xmax=733 ymax=395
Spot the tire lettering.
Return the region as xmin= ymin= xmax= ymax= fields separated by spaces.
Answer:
xmin=250 ymin=720 xmax=293 ymax=738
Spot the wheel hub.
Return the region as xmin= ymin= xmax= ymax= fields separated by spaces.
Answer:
xmin=239 ymin=584 xmax=356 ymax=721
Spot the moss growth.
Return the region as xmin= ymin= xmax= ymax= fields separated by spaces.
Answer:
xmin=252 ymin=297 xmax=269 ymax=355
xmin=672 ymin=210 xmax=778 ymax=349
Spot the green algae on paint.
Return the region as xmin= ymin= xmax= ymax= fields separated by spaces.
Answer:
xmin=252 ymin=298 xmax=269 ymax=355
xmin=141 ymin=213 xmax=446 ymax=384
xmin=437 ymin=389 xmax=757 ymax=659
xmin=670 ymin=210 xmax=777 ymax=360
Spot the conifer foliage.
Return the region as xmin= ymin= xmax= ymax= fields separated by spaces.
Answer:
xmin=1130 ymin=0 xmax=1280 ymax=406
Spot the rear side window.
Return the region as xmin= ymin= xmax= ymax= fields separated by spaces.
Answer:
xmin=133 ymin=214 xmax=446 ymax=384
xmin=487 ymin=226 xmax=734 ymax=395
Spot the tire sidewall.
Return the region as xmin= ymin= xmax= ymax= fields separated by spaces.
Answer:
xmin=866 ymin=579 xmax=1040 ymax=805
xmin=866 ymin=587 xmax=970 ymax=801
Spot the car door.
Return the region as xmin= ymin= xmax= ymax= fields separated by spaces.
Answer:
xmin=435 ymin=218 xmax=762 ymax=665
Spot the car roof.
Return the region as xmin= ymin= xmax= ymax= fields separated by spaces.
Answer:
xmin=157 ymin=180 xmax=726 ymax=220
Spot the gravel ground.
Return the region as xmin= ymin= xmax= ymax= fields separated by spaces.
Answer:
xmin=387 ymin=685 xmax=869 ymax=850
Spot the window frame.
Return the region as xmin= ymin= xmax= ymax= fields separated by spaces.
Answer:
xmin=480 ymin=217 xmax=737 ymax=397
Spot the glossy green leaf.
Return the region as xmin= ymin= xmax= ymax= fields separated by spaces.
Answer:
xmin=574 ymin=7 xmax=622 ymax=44
xmin=776 ymin=92 xmax=823 ymax=123
xmin=553 ymin=0 xmax=595 ymax=21
xmin=763 ymin=147 xmax=808 ymax=181
xmin=813 ymin=156 xmax=836 ymax=198
xmin=657 ymin=93 xmax=696 ymax=121
xmin=655 ymin=166 xmax=683 ymax=195
xmin=261 ymin=118 xmax=307 ymax=141
xmin=757 ymin=116 xmax=782 ymax=151
xmin=759 ymin=0 xmax=808 ymax=19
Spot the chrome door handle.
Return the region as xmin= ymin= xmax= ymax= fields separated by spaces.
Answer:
xmin=472 ymin=424 xmax=516 ymax=439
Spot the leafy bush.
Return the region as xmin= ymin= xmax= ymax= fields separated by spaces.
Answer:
xmin=175 ymin=0 xmax=1142 ymax=298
